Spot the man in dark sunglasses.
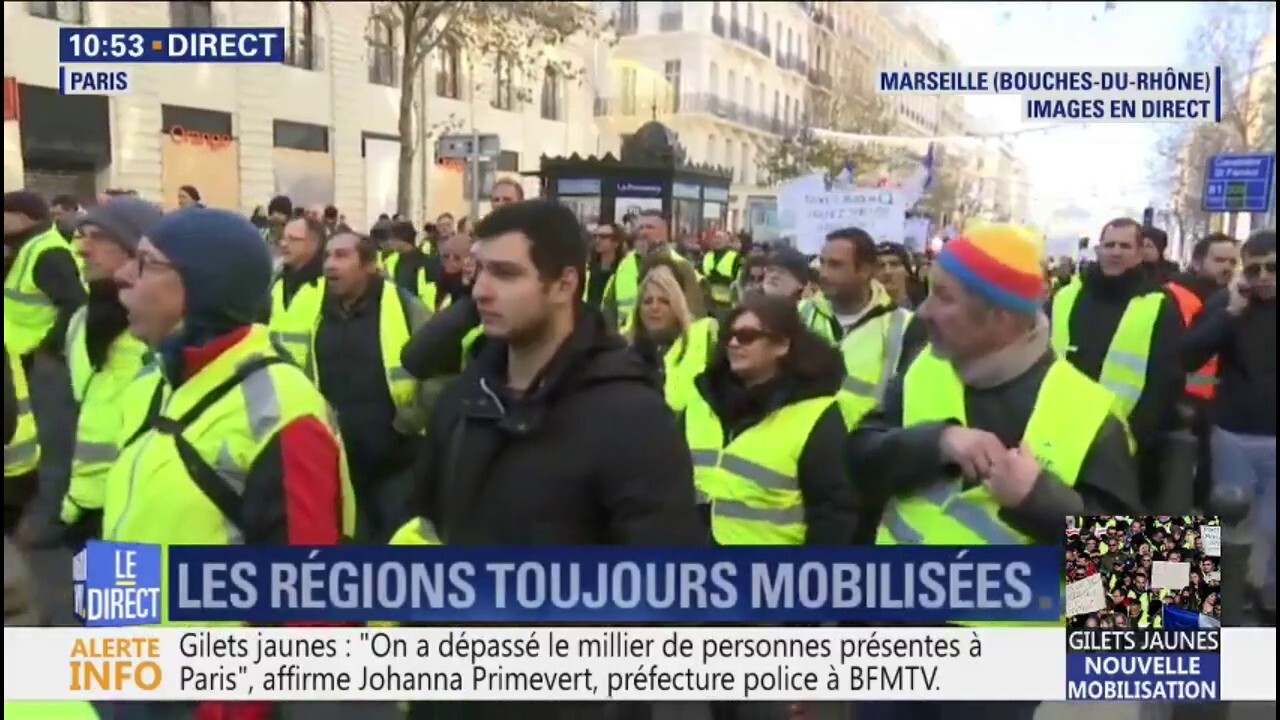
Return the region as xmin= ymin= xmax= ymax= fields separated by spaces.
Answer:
xmin=1182 ymin=228 xmax=1276 ymax=625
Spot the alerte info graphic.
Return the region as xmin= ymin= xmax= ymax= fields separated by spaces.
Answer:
xmin=877 ymin=66 xmax=1223 ymax=123
xmin=2 ymin=542 xmax=1275 ymax=704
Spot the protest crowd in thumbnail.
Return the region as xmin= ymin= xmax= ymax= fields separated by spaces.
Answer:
xmin=1066 ymin=517 xmax=1222 ymax=630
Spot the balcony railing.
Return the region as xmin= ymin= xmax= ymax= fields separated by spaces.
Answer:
xmin=758 ymin=36 xmax=772 ymax=56
xmin=776 ymin=54 xmax=806 ymax=75
xmin=808 ymin=68 xmax=832 ymax=89
xmin=711 ymin=14 xmax=726 ymax=37
xmin=616 ymin=14 xmax=638 ymax=36
xmin=729 ymin=19 xmax=742 ymax=41
xmin=594 ymin=92 xmax=793 ymax=137
xmin=659 ymin=11 xmax=683 ymax=32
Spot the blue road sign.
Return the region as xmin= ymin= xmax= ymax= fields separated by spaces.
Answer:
xmin=1202 ymin=153 xmax=1275 ymax=213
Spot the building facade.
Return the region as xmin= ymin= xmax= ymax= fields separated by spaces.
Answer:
xmin=593 ymin=0 xmax=832 ymax=231
xmin=2 ymin=0 xmax=599 ymax=229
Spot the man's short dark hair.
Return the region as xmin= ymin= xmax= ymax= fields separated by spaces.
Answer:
xmin=474 ymin=199 xmax=588 ymax=289
xmin=332 ymin=231 xmax=379 ymax=265
xmin=288 ymin=215 xmax=325 ymax=241
xmin=1101 ymin=217 xmax=1142 ymax=240
xmin=390 ymin=220 xmax=417 ymax=243
xmin=1141 ymin=226 xmax=1168 ymax=254
xmin=824 ymin=227 xmax=878 ymax=267
xmin=1191 ymin=232 xmax=1236 ymax=262
xmin=323 ymin=205 xmax=339 ymax=221
xmin=267 ymin=195 xmax=292 ymax=217
xmin=1242 ymin=228 xmax=1276 ymax=258
xmin=50 ymin=194 xmax=79 ymax=212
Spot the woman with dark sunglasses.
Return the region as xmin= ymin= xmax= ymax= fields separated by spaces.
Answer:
xmin=681 ymin=294 xmax=859 ymax=720
xmin=681 ymin=293 xmax=859 ymax=546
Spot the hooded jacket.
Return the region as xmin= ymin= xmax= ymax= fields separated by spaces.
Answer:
xmin=686 ymin=345 xmax=860 ymax=545
xmin=408 ymin=311 xmax=705 ymax=720
xmin=413 ymin=306 xmax=705 ymax=547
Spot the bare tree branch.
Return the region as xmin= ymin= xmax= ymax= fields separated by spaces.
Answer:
xmin=376 ymin=0 xmax=606 ymax=214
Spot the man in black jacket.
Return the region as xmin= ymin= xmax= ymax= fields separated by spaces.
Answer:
xmin=1182 ymin=228 xmax=1276 ymax=624
xmin=408 ymin=200 xmax=705 ymax=720
xmin=1049 ymin=217 xmax=1185 ymax=510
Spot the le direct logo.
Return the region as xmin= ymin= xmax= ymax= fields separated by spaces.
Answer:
xmin=167 ymin=125 xmax=234 ymax=152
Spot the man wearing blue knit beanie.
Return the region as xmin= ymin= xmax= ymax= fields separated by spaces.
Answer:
xmin=105 ymin=209 xmax=358 ymax=720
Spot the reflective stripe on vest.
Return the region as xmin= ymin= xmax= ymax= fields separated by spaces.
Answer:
xmin=686 ymin=394 xmax=833 ymax=545
xmin=268 ymin=277 xmax=326 ymax=376
xmin=1165 ymin=281 xmax=1218 ymax=400
xmin=3 ymin=228 xmax=70 ymax=356
xmin=663 ymin=317 xmax=717 ymax=412
xmin=701 ymin=250 xmax=739 ymax=303
xmin=878 ymin=348 xmax=1115 ymax=547
xmin=837 ymin=307 xmax=911 ymax=426
xmin=309 ymin=283 xmax=419 ymax=412
xmin=1050 ymin=280 xmax=1163 ymax=417
xmin=4 ymin=348 xmax=39 ymax=476
xmin=104 ymin=328 xmax=357 ymax=573
xmin=61 ymin=307 xmax=150 ymax=518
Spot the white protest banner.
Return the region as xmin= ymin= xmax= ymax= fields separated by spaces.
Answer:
xmin=1064 ymin=573 xmax=1106 ymax=617
xmin=777 ymin=174 xmax=907 ymax=254
xmin=1200 ymin=525 xmax=1221 ymax=557
xmin=1151 ymin=561 xmax=1191 ymax=590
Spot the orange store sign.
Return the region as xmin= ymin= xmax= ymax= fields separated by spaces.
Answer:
xmin=168 ymin=125 xmax=233 ymax=151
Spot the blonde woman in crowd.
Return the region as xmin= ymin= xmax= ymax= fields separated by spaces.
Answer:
xmin=628 ymin=257 xmax=718 ymax=413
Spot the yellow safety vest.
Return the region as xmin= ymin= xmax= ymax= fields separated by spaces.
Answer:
xmin=835 ymin=307 xmax=912 ymax=427
xmin=4 ymin=227 xmax=76 ymax=357
xmin=389 ymin=517 xmax=444 ymax=546
xmin=606 ymin=252 xmax=640 ymax=331
xmin=662 ymin=317 xmax=717 ymax=413
xmin=4 ymin=347 xmax=40 ymax=477
xmin=3 ymin=702 xmax=98 ymax=719
xmin=383 ymin=253 xmax=443 ymax=311
xmin=309 ymin=284 xmax=419 ymax=413
xmin=268 ymin=276 xmax=326 ymax=375
xmin=685 ymin=393 xmax=833 ymax=545
xmin=60 ymin=307 xmax=151 ymax=523
xmin=701 ymin=250 xmax=740 ymax=304
xmin=1050 ymin=280 xmax=1164 ymax=417
xmin=798 ymin=295 xmax=841 ymax=344
xmin=103 ymin=327 xmax=357 ymax=623
xmin=877 ymin=348 xmax=1115 ymax=547
xmin=460 ymin=325 xmax=485 ymax=368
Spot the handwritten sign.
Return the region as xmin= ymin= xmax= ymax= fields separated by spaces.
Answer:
xmin=1200 ymin=525 xmax=1221 ymax=557
xmin=1151 ymin=561 xmax=1191 ymax=590
xmin=1065 ymin=573 xmax=1106 ymax=617
xmin=778 ymin=174 xmax=906 ymax=254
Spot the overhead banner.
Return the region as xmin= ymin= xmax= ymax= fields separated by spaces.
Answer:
xmin=778 ymin=173 xmax=907 ymax=255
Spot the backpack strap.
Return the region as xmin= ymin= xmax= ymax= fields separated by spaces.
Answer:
xmin=148 ymin=356 xmax=289 ymax=535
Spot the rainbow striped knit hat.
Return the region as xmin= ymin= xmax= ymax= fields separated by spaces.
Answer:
xmin=936 ymin=224 xmax=1045 ymax=314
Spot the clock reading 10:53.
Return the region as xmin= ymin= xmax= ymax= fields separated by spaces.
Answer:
xmin=64 ymin=30 xmax=147 ymax=62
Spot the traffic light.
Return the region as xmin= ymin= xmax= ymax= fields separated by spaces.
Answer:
xmin=1142 ymin=206 xmax=1155 ymax=227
